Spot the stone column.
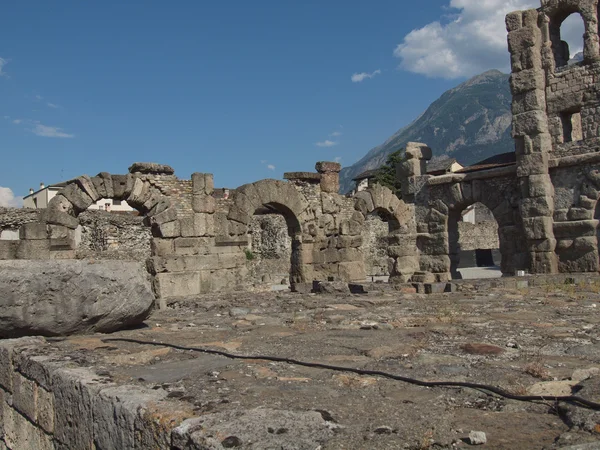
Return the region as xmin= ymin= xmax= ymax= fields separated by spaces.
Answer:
xmin=507 ymin=9 xmax=558 ymax=273
xmin=393 ymin=142 xmax=432 ymax=282
xmin=315 ymin=162 xmax=341 ymax=194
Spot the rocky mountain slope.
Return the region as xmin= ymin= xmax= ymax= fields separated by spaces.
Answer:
xmin=339 ymin=70 xmax=514 ymax=193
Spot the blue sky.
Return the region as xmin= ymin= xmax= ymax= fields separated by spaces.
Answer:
xmin=0 ymin=0 xmax=584 ymax=205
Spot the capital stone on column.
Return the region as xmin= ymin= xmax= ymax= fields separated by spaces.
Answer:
xmin=315 ymin=161 xmax=341 ymax=193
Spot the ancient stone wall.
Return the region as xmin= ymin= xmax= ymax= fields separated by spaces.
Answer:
xmin=1 ymin=162 xmax=412 ymax=300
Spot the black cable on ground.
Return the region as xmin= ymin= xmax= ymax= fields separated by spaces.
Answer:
xmin=102 ymin=337 xmax=600 ymax=410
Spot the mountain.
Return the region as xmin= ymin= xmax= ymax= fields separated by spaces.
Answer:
xmin=569 ymin=51 xmax=584 ymax=65
xmin=339 ymin=70 xmax=514 ymax=193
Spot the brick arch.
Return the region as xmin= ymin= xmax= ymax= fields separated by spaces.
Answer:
xmin=41 ymin=173 xmax=174 ymax=236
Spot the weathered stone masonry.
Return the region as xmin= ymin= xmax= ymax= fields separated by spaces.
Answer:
xmin=397 ymin=0 xmax=600 ymax=281
xmin=1 ymin=162 xmax=415 ymax=300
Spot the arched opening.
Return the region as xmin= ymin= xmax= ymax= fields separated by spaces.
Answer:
xmin=549 ymin=11 xmax=586 ymax=68
xmin=246 ymin=202 xmax=303 ymax=291
xmin=361 ymin=208 xmax=401 ymax=282
xmin=449 ymin=202 xmax=502 ymax=279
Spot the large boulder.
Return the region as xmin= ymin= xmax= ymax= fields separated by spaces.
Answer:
xmin=0 ymin=260 xmax=155 ymax=337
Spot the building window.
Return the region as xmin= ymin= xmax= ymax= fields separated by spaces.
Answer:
xmin=113 ymin=200 xmax=122 ymax=206
xmin=560 ymin=110 xmax=583 ymax=142
xmin=105 ymin=203 xmax=111 ymax=212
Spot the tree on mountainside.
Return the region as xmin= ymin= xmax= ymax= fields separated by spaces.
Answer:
xmin=374 ymin=148 xmax=404 ymax=198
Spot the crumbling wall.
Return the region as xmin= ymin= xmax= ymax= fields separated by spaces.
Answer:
xmin=458 ymin=221 xmax=500 ymax=251
xmin=247 ymin=214 xmax=291 ymax=287
xmin=361 ymin=214 xmax=390 ymax=277
xmin=76 ymin=211 xmax=152 ymax=261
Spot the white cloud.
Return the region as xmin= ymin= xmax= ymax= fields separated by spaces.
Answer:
xmin=31 ymin=124 xmax=74 ymax=138
xmin=267 ymin=164 xmax=275 ymax=170
xmin=351 ymin=69 xmax=381 ymax=83
xmin=0 ymin=187 xmax=23 ymax=208
xmin=330 ymin=131 xmax=343 ymax=137
xmin=35 ymin=95 xmax=43 ymax=100
xmin=47 ymin=102 xmax=60 ymax=109
xmin=0 ymin=58 xmax=7 ymax=77
xmin=334 ymin=156 xmax=342 ymax=163
xmin=316 ymin=140 xmax=338 ymax=148
xmin=12 ymin=119 xmax=22 ymax=124
xmin=394 ymin=0 xmax=585 ymax=79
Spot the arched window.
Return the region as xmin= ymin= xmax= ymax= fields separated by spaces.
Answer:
xmin=549 ymin=12 xmax=586 ymax=68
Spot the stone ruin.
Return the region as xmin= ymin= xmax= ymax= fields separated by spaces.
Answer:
xmin=1 ymin=0 xmax=600 ymax=306
xmin=0 ymin=161 xmax=415 ymax=306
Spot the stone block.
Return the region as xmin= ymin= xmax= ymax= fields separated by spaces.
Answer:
xmin=315 ymin=161 xmax=341 ymax=173
xmin=128 ymin=162 xmax=174 ymax=175
xmin=154 ymin=271 xmax=200 ymax=297
xmin=148 ymin=255 xmax=219 ymax=273
xmin=93 ymin=385 xmax=167 ymax=450
xmin=424 ymin=283 xmax=450 ymax=294
xmin=320 ymin=172 xmax=340 ymax=193
xmin=12 ymin=372 xmax=36 ymax=422
xmin=155 ymin=221 xmax=180 ymax=238
xmin=338 ymin=261 xmax=365 ymax=281
xmin=510 ymin=68 xmax=545 ymax=95
xmin=60 ymin=183 xmax=93 ymax=212
xmin=507 ymin=25 xmax=540 ymax=53
xmin=522 ymin=216 xmax=554 ymax=240
xmin=218 ymin=253 xmax=245 ymax=269
xmin=4 ymin=407 xmax=54 ymax=450
xmin=173 ymin=237 xmax=212 ymax=256
xmin=111 ymin=174 xmax=134 ymax=199
xmin=337 ymin=235 xmax=363 ymax=248
xmin=127 ymin=178 xmax=152 ymax=206
xmin=150 ymin=206 xmax=178 ymax=226
xmin=91 ymin=173 xmax=111 ymax=198
xmin=42 ymin=209 xmax=80 ymax=229
xmin=553 ymin=220 xmax=598 ymax=238
xmin=150 ymin=238 xmax=174 ymax=257
xmin=16 ymin=240 xmax=51 ymax=259
xmin=567 ymin=207 xmax=593 ymax=221
xmin=74 ymin=175 xmax=100 ymax=202
xmin=513 ymin=110 xmax=549 ymax=136
xmin=19 ymin=223 xmax=47 ymax=240
xmin=321 ymin=193 xmax=339 ymax=214
xmin=505 ymin=11 xmax=522 ymax=32
xmin=181 ymin=214 xmax=215 ymax=237
xmin=47 ymin=224 xmax=72 ymax=241
xmin=516 ymin=153 xmax=548 ymax=177
xmin=524 ymin=174 xmax=553 ymax=197
xmin=192 ymin=173 xmax=214 ymax=196
xmin=417 ymin=232 xmax=448 ymax=255
xmin=528 ymin=238 xmax=557 ymax=252
xmin=394 ymin=255 xmax=419 ymax=274
xmin=388 ymin=243 xmax=417 ymax=258
xmin=339 ymin=219 xmax=362 ymax=236
xmin=142 ymin=191 xmax=163 ymax=213
xmin=406 ymin=142 xmax=432 ymax=160
xmin=520 ymin=196 xmax=553 ymax=217
xmin=512 ymin=89 xmax=546 ymax=115
xmin=420 ymin=255 xmax=451 ymax=273
xmin=0 ymin=241 xmax=18 ymax=260
xmin=0 ymin=338 xmax=45 ymax=393
xmin=227 ymin=206 xmax=250 ymax=225
xmin=529 ymin=251 xmax=558 ymax=274
xmin=52 ymin=368 xmax=102 ymax=449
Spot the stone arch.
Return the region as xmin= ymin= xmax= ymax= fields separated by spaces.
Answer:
xmin=227 ymin=179 xmax=312 ymax=284
xmin=426 ymin=177 xmax=526 ymax=279
xmin=354 ymin=184 xmax=418 ymax=282
xmin=40 ymin=173 xmax=175 ymax=238
xmin=543 ymin=0 xmax=599 ymax=68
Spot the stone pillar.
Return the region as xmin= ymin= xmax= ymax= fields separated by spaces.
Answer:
xmin=507 ymin=9 xmax=558 ymax=274
xmin=392 ymin=142 xmax=433 ymax=282
xmin=315 ymin=162 xmax=341 ymax=193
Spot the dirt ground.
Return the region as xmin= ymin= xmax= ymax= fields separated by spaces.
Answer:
xmin=48 ymin=279 xmax=600 ymax=449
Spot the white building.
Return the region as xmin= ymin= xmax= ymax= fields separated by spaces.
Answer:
xmin=23 ymin=182 xmax=135 ymax=212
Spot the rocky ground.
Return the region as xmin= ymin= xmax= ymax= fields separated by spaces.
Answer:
xmin=42 ymin=279 xmax=600 ymax=449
